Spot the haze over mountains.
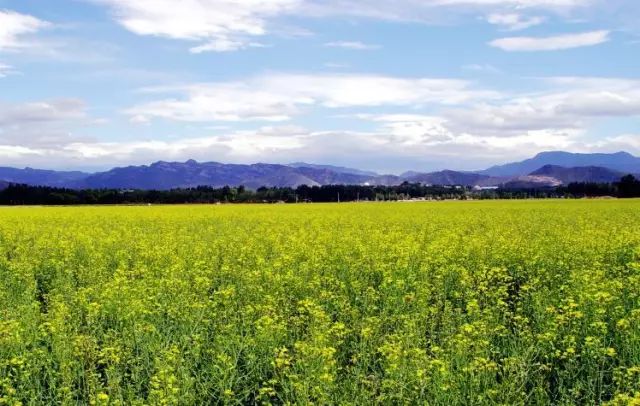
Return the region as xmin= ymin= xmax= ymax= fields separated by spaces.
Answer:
xmin=1 ymin=151 xmax=639 ymax=190
xmin=529 ymin=165 xmax=625 ymax=184
xmin=481 ymin=151 xmax=640 ymax=177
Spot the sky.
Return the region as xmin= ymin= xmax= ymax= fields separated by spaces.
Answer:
xmin=0 ymin=0 xmax=639 ymax=173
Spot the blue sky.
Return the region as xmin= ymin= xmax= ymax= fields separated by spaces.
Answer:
xmin=0 ymin=0 xmax=639 ymax=173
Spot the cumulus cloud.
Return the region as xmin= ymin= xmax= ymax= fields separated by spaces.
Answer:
xmin=0 ymin=10 xmax=50 ymax=50
xmin=128 ymin=73 xmax=496 ymax=122
xmin=490 ymin=30 xmax=610 ymax=51
xmin=0 ymin=125 xmax=307 ymax=168
xmin=444 ymin=100 xmax=580 ymax=135
xmin=589 ymin=134 xmax=640 ymax=156
xmin=128 ymin=74 xmax=640 ymax=131
xmin=0 ymin=99 xmax=88 ymax=147
xmin=541 ymin=77 xmax=640 ymax=118
xmin=339 ymin=76 xmax=640 ymax=167
xmin=0 ymin=123 xmax=587 ymax=172
xmin=104 ymin=74 xmax=640 ymax=171
xmin=0 ymin=99 xmax=86 ymax=125
xmin=364 ymin=114 xmax=455 ymax=144
xmin=356 ymin=113 xmax=583 ymax=158
xmin=432 ymin=76 xmax=640 ymax=145
xmin=0 ymin=111 xmax=637 ymax=173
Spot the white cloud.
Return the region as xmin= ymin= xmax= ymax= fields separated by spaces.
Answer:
xmin=487 ymin=13 xmax=545 ymax=30
xmin=117 ymin=74 xmax=640 ymax=171
xmin=539 ymin=77 xmax=640 ymax=117
xmin=462 ymin=63 xmax=501 ymax=73
xmin=302 ymin=0 xmax=592 ymax=22
xmin=545 ymin=76 xmax=640 ymax=90
xmin=441 ymin=77 xmax=640 ymax=139
xmin=366 ymin=114 xmax=455 ymax=144
xmin=589 ymin=134 xmax=640 ymax=156
xmin=445 ymin=101 xmax=580 ymax=136
xmin=0 ymin=125 xmax=309 ymax=167
xmin=0 ymin=10 xmax=116 ymax=63
xmin=132 ymin=74 xmax=640 ymax=135
xmin=92 ymin=0 xmax=300 ymax=53
xmin=346 ymin=76 xmax=640 ymax=163
xmin=0 ymin=99 xmax=88 ymax=147
xmin=190 ymin=39 xmax=267 ymax=53
xmin=90 ymin=0 xmax=600 ymax=52
xmin=358 ymin=113 xmax=582 ymax=152
xmin=0 ymin=10 xmax=50 ymax=50
xmin=0 ymin=62 xmax=15 ymax=77
xmin=129 ymin=114 xmax=150 ymax=125
xmin=0 ymin=123 xmax=586 ymax=173
xmin=0 ymin=145 xmax=45 ymax=158
xmin=557 ymin=92 xmax=640 ymax=117
xmin=0 ymin=99 xmax=86 ymax=125
xmin=324 ymin=41 xmax=380 ymax=50
xmin=128 ymin=73 xmax=496 ymax=122
xmin=435 ymin=0 xmax=586 ymax=7
xmin=490 ymin=30 xmax=610 ymax=51
xmin=1 ymin=100 xmax=638 ymax=173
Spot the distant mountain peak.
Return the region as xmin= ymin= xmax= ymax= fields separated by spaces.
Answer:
xmin=536 ymin=150 xmax=631 ymax=156
xmin=613 ymin=151 xmax=634 ymax=157
xmin=483 ymin=151 xmax=640 ymax=177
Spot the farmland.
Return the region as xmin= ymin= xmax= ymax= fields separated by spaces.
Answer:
xmin=1 ymin=200 xmax=640 ymax=405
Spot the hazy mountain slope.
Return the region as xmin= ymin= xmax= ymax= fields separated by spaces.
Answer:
xmin=404 ymin=170 xmax=491 ymax=186
xmin=529 ymin=165 xmax=625 ymax=184
xmin=482 ymin=151 xmax=640 ymax=177
xmin=502 ymin=176 xmax=563 ymax=189
xmin=0 ymin=150 xmax=638 ymax=190
xmin=364 ymin=174 xmax=404 ymax=186
xmin=294 ymin=167 xmax=371 ymax=185
xmin=288 ymin=162 xmax=378 ymax=177
xmin=74 ymin=161 xmax=321 ymax=189
xmin=0 ymin=167 xmax=89 ymax=187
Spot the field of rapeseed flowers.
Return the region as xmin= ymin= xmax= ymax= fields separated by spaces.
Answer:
xmin=1 ymin=200 xmax=639 ymax=405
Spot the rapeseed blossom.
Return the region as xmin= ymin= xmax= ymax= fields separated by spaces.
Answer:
xmin=0 ymin=200 xmax=639 ymax=404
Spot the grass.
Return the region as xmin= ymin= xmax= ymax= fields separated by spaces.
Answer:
xmin=1 ymin=200 xmax=640 ymax=404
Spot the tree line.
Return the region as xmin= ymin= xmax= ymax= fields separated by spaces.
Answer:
xmin=0 ymin=183 xmax=467 ymax=205
xmin=559 ymin=174 xmax=640 ymax=198
xmin=0 ymin=175 xmax=638 ymax=205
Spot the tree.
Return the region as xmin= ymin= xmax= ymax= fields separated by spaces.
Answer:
xmin=617 ymin=174 xmax=640 ymax=198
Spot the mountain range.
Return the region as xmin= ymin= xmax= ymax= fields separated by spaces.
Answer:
xmin=0 ymin=151 xmax=638 ymax=190
xmin=481 ymin=151 xmax=640 ymax=177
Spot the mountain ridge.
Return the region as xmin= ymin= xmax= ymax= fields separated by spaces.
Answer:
xmin=0 ymin=151 xmax=639 ymax=190
xmin=529 ymin=165 xmax=625 ymax=184
xmin=287 ymin=162 xmax=378 ymax=177
xmin=481 ymin=151 xmax=640 ymax=177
